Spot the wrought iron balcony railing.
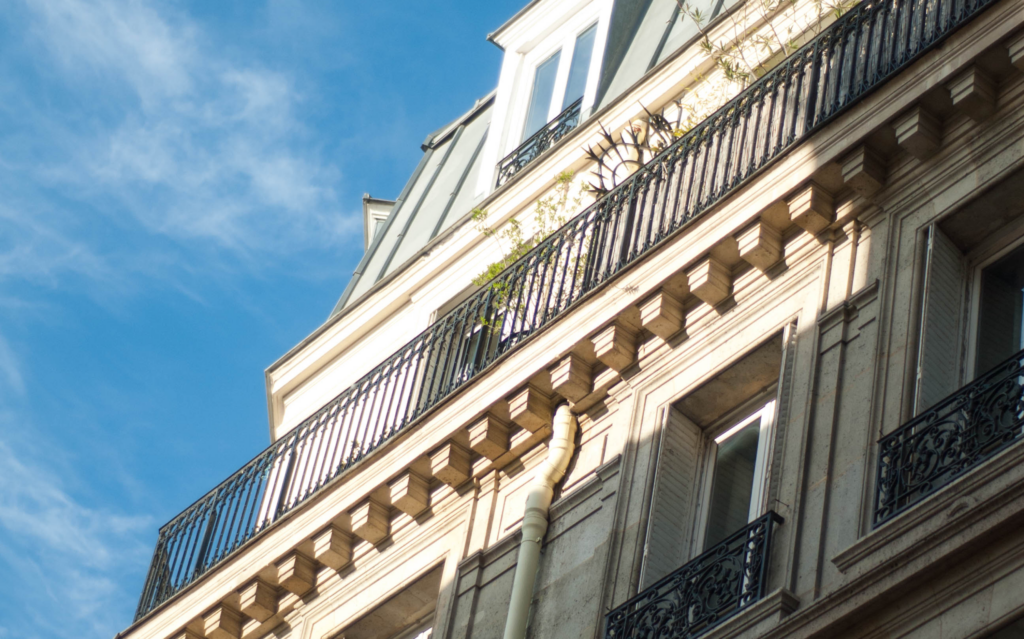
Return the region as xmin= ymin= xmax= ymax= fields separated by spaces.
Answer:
xmin=496 ymin=98 xmax=583 ymax=188
xmin=135 ymin=0 xmax=1000 ymax=620
xmin=874 ymin=349 xmax=1024 ymax=526
xmin=606 ymin=512 xmax=784 ymax=639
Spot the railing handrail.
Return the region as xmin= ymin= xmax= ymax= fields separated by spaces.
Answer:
xmin=135 ymin=0 xmax=1001 ymax=619
xmin=874 ymin=346 xmax=1024 ymax=526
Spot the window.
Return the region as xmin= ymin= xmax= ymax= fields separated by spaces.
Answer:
xmin=975 ymin=241 xmax=1024 ymax=374
xmin=523 ymin=51 xmax=562 ymax=141
xmin=363 ymin=195 xmax=395 ymax=249
xmin=697 ymin=401 xmax=775 ymax=550
xmin=393 ymin=623 xmax=433 ymax=639
xmin=331 ymin=564 xmax=442 ymax=639
xmin=913 ymin=222 xmax=1024 ymax=414
xmin=640 ymin=333 xmax=787 ymax=588
xmin=519 ymin=22 xmax=600 ymax=141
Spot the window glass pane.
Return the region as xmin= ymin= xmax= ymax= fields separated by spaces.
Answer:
xmin=704 ymin=418 xmax=761 ymax=549
xmin=563 ymin=24 xmax=598 ymax=110
xmin=977 ymin=243 xmax=1024 ymax=374
xmin=523 ymin=51 xmax=561 ymax=141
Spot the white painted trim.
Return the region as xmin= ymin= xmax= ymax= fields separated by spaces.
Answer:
xmin=475 ymin=0 xmax=612 ymax=194
xmin=694 ymin=399 xmax=777 ymax=553
xmin=963 ymin=225 xmax=1024 ymax=381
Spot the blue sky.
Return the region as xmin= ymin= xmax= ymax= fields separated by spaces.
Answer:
xmin=0 ymin=2 xmax=522 ymax=637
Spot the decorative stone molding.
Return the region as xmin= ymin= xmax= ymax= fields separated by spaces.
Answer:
xmin=893 ymin=105 xmax=942 ymax=161
xmin=736 ymin=220 xmax=783 ymax=272
xmin=786 ymin=182 xmax=834 ymax=234
xmin=170 ymin=630 xmax=204 ymax=639
xmin=703 ymin=589 xmax=799 ymax=639
xmin=639 ymin=290 xmax=685 ymax=339
xmin=591 ymin=321 xmax=638 ymax=372
xmin=841 ymin=146 xmax=886 ymax=197
xmin=467 ymin=413 xmax=511 ymax=460
xmin=350 ymin=498 xmax=391 ymax=544
xmin=507 ymin=383 xmax=554 ymax=432
xmin=312 ymin=524 xmax=354 ymax=570
xmin=550 ymin=353 xmax=593 ymax=402
xmin=948 ymin=65 xmax=996 ymax=121
xmin=686 ymin=256 xmax=731 ymax=306
xmin=238 ymin=577 xmax=277 ymax=623
xmin=1008 ymin=31 xmax=1024 ymax=71
xmin=571 ymin=365 xmax=619 ymax=413
xmin=389 ymin=470 xmax=431 ymax=517
xmin=430 ymin=441 xmax=472 ymax=487
xmin=203 ymin=605 xmax=242 ymax=639
xmin=276 ymin=551 xmax=317 ymax=596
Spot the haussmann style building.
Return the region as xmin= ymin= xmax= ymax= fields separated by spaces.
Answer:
xmin=118 ymin=0 xmax=1024 ymax=638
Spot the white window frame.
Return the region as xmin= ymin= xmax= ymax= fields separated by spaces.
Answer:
xmin=509 ymin=17 xmax=602 ymax=147
xmin=692 ymin=398 xmax=776 ymax=552
xmin=965 ymin=230 xmax=1024 ymax=381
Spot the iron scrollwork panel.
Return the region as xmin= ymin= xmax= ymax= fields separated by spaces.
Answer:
xmin=606 ymin=512 xmax=783 ymax=639
xmin=496 ymin=98 xmax=584 ymax=188
xmin=875 ymin=350 xmax=1024 ymax=525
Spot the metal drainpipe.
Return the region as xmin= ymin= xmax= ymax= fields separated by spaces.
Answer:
xmin=502 ymin=404 xmax=578 ymax=639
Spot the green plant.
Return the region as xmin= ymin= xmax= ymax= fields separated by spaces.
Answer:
xmin=468 ymin=170 xmax=592 ymax=331
xmin=471 ymin=169 xmax=589 ymax=287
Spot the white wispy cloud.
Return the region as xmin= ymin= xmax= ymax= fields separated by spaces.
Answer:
xmin=11 ymin=0 xmax=356 ymax=276
xmin=0 ymin=334 xmax=25 ymax=397
xmin=0 ymin=2 xmax=361 ymax=637
xmin=0 ymin=437 xmax=153 ymax=638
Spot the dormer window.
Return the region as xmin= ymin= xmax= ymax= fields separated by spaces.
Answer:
xmin=522 ymin=23 xmax=598 ymax=141
xmin=483 ymin=0 xmax=613 ymax=190
xmin=362 ymin=194 xmax=395 ymax=250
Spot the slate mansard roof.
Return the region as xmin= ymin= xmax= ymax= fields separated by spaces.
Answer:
xmin=333 ymin=0 xmax=734 ymax=315
xmin=332 ymin=95 xmax=495 ymax=314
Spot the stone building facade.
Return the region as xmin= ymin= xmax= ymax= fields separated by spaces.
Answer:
xmin=119 ymin=0 xmax=1024 ymax=638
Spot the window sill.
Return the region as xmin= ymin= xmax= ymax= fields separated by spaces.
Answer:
xmin=833 ymin=437 xmax=1024 ymax=577
xmin=702 ymin=588 xmax=800 ymax=639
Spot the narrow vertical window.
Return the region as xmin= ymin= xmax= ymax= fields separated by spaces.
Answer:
xmin=976 ymin=242 xmax=1024 ymax=374
xmin=562 ymin=24 xmax=598 ymax=110
xmin=701 ymin=401 xmax=774 ymax=550
xmin=522 ymin=51 xmax=561 ymax=141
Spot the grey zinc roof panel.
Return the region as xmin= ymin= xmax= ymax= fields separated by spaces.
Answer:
xmin=342 ymin=145 xmax=444 ymax=302
xmin=596 ymin=0 xmax=675 ymax=109
xmin=379 ymin=128 xmax=467 ymax=275
xmin=596 ymin=0 xmax=744 ymax=111
xmin=652 ymin=0 xmax=739 ymax=67
xmin=381 ymin=104 xmax=492 ymax=279
xmin=436 ymin=128 xmax=488 ymax=237
xmin=333 ymin=98 xmax=494 ymax=315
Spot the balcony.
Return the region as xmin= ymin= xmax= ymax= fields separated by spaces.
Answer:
xmin=605 ymin=513 xmax=784 ymax=639
xmin=874 ymin=349 xmax=1024 ymax=526
xmin=495 ymin=97 xmax=583 ymax=188
xmin=135 ymin=0 xmax=1001 ymax=620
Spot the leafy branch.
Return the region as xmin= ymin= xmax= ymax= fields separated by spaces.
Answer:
xmin=471 ymin=169 xmax=589 ymax=287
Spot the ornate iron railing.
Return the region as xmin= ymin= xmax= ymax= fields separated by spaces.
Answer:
xmin=606 ymin=512 xmax=783 ymax=638
xmin=136 ymin=0 xmax=1001 ymax=619
xmin=496 ymin=98 xmax=583 ymax=188
xmin=874 ymin=349 xmax=1024 ymax=525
